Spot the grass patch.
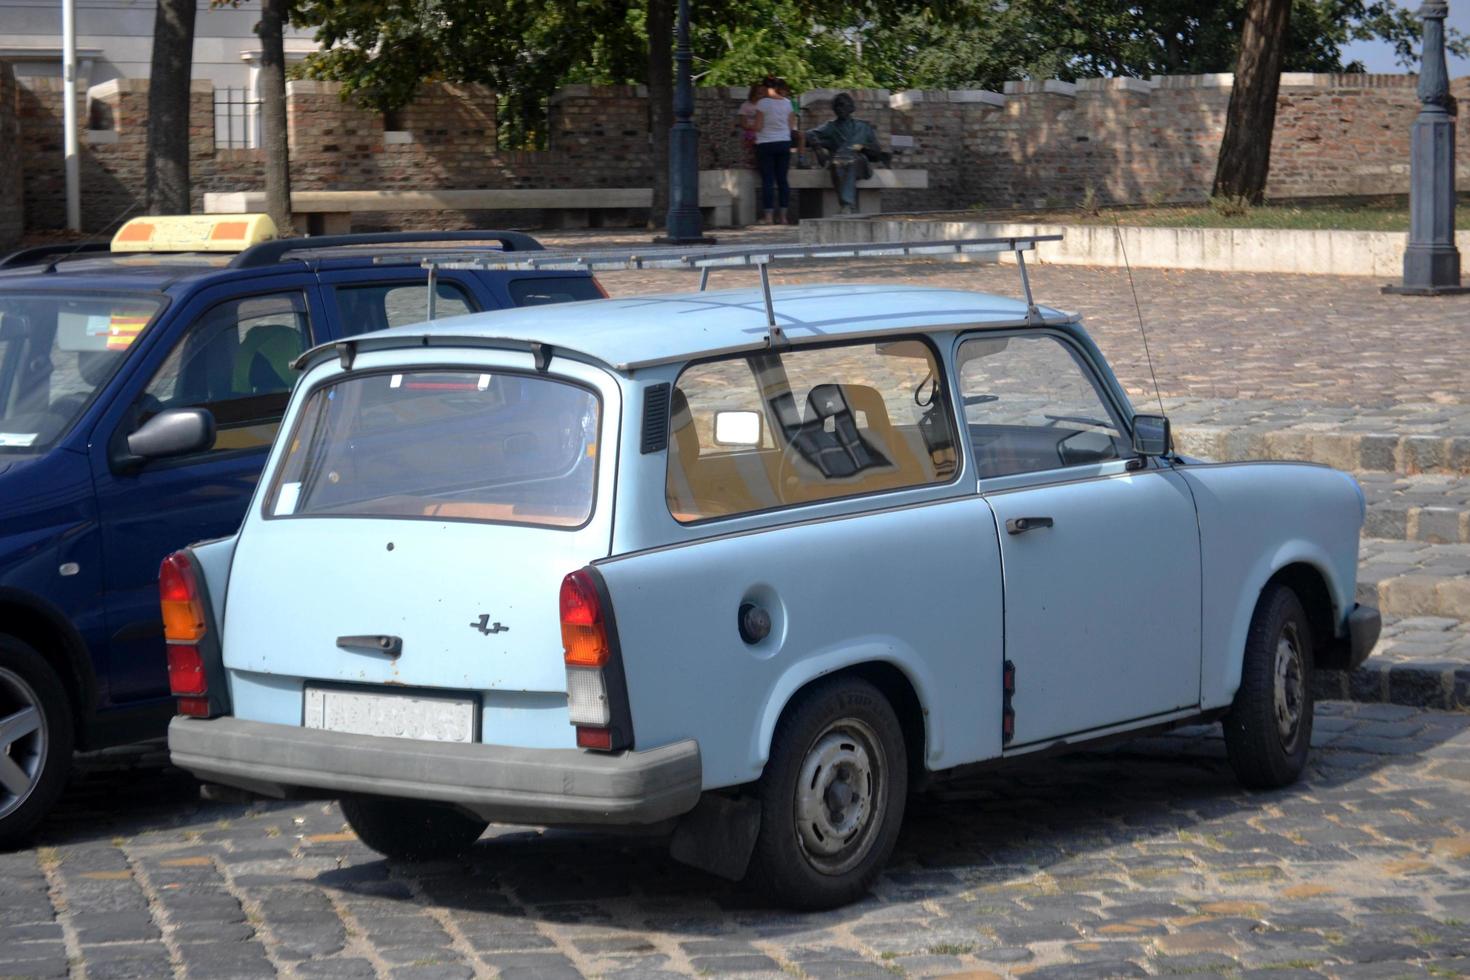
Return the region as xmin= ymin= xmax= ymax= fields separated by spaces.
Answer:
xmin=963 ymin=196 xmax=1470 ymax=232
xmin=929 ymin=943 xmax=975 ymax=956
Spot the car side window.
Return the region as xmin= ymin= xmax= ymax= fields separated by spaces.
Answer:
xmin=333 ymin=281 xmax=477 ymax=336
xmin=142 ymin=291 xmax=312 ymax=453
xmin=666 ymin=338 xmax=958 ymax=523
xmin=957 ymin=333 xmax=1128 ymax=479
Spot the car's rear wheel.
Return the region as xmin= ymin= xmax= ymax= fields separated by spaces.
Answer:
xmin=0 ymin=635 xmax=74 ymax=850
xmin=1223 ymin=583 xmax=1315 ymax=789
xmin=340 ymin=797 xmax=488 ymax=861
xmin=746 ymin=676 xmax=907 ymax=909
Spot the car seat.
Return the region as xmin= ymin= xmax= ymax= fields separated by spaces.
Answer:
xmin=233 ymin=324 xmax=303 ymax=395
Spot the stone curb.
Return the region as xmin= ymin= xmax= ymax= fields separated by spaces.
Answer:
xmin=1315 ymin=661 xmax=1470 ymax=711
xmin=1173 ymin=424 xmax=1470 ymax=476
xmin=1359 ymin=573 xmax=1470 ymax=622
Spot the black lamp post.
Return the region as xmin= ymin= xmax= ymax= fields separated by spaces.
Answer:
xmin=1385 ymin=0 xmax=1467 ymax=295
xmin=656 ymin=0 xmax=715 ymax=245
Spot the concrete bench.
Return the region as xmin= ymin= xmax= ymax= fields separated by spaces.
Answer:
xmin=203 ymin=182 xmax=735 ymax=234
xmin=699 ymin=168 xmax=929 ymax=223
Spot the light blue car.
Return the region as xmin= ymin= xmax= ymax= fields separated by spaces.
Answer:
xmin=164 ymin=279 xmax=1379 ymax=909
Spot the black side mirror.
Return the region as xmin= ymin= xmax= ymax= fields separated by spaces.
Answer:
xmin=1131 ymin=413 xmax=1172 ymax=458
xmin=125 ymin=408 xmax=216 ymax=462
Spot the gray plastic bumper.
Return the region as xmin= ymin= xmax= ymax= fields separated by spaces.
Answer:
xmin=1344 ymin=603 xmax=1382 ymax=671
xmin=169 ymin=716 xmax=702 ymax=826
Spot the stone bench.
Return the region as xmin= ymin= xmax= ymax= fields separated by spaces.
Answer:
xmin=203 ymin=181 xmax=735 ymax=234
xmin=702 ymin=168 xmax=929 ymax=223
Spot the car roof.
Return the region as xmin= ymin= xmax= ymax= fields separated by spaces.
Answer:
xmin=335 ymin=283 xmax=1076 ymax=372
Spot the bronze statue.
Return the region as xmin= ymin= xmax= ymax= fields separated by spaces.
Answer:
xmin=804 ymin=93 xmax=891 ymax=214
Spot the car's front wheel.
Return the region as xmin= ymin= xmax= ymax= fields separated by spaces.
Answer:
xmin=340 ymin=797 xmax=488 ymax=861
xmin=1223 ymin=583 xmax=1315 ymax=789
xmin=0 ymin=635 xmax=74 ymax=850
xmin=746 ymin=676 xmax=907 ymax=909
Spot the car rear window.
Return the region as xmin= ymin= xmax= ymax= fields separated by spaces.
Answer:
xmin=508 ymin=277 xmax=603 ymax=306
xmin=666 ymin=338 xmax=959 ymax=523
xmin=265 ymin=370 xmax=600 ymax=528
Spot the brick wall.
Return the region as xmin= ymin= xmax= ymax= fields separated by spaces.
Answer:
xmin=6 ymin=64 xmax=1468 ymax=236
xmin=0 ymin=63 xmax=21 ymax=249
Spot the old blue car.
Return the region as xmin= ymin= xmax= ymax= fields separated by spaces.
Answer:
xmin=165 ymin=239 xmax=1378 ymax=909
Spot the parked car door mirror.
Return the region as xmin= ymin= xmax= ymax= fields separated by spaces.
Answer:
xmin=714 ymin=410 xmax=762 ymax=447
xmin=126 ymin=408 xmax=217 ymax=461
xmin=1131 ymin=413 xmax=1172 ymax=457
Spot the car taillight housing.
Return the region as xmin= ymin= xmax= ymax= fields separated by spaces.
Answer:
xmin=560 ymin=568 xmax=631 ymax=751
xmin=160 ymin=550 xmax=216 ymax=717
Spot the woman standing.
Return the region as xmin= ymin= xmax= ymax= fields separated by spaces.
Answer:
xmin=736 ymin=83 xmax=762 ymax=170
xmin=753 ymin=81 xmax=796 ymax=224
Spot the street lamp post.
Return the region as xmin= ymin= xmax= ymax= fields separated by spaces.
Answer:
xmin=656 ymin=0 xmax=714 ymax=245
xmin=1385 ymin=0 xmax=1467 ymax=295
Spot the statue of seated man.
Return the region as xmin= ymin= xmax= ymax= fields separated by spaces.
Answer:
xmin=804 ymin=92 xmax=891 ymax=214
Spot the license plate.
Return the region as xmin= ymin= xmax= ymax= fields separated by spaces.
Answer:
xmin=304 ymin=687 xmax=477 ymax=743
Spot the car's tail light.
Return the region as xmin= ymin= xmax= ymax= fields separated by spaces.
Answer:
xmin=160 ymin=550 xmax=221 ymax=718
xmin=560 ymin=568 xmax=631 ymax=751
xmin=591 ymin=277 xmax=610 ymax=299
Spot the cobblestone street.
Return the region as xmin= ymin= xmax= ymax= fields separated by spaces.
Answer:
xmin=3 ymin=703 xmax=1468 ymax=980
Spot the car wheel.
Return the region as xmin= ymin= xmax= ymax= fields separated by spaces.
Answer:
xmin=1223 ymin=583 xmax=1315 ymax=790
xmin=339 ymin=797 xmax=488 ymax=860
xmin=0 ymin=635 xmax=75 ymax=850
xmin=747 ymin=676 xmax=907 ymax=909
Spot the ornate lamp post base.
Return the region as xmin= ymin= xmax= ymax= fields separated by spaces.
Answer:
xmin=655 ymin=0 xmax=715 ymax=247
xmin=1384 ymin=0 xmax=1463 ymax=295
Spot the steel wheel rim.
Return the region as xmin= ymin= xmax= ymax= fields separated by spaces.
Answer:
xmin=793 ymin=717 xmax=886 ymax=876
xmin=1274 ymin=622 xmax=1305 ymax=750
xmin=0 ymin=667 xmax=48 ymax=821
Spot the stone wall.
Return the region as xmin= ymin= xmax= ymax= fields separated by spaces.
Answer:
xmin=0 ymin=63 xmax=22 ymax=249
xmin=6 ymin=65 xmax=1468 ymax=236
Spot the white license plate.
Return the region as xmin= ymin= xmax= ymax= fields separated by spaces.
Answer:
xmin=304 ymin=688 xmax=477 ymax=743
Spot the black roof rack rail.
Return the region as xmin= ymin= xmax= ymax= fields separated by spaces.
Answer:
xmin=228 ymin=230 xmax=544 ymax=270
xmin=0 ymin=241 xmax=111 ymax=269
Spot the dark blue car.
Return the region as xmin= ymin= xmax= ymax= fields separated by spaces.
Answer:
xmin=0 ymin=227 xmax=601 ymax=845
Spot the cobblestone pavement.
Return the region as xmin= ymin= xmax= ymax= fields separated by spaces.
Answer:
xmin=2 ymin=702 xmax=1468 ymax=980
xmin=535 ymin=228 xmax=1470 ymax=410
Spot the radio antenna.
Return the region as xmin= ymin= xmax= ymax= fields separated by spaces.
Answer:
xmin=1112 ymin=217 xmax=1166 ymax=418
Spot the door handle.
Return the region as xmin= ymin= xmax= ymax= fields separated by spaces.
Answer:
xmin=1005 ymin=516 xmax=1054 ymax=535
xmin=336 ymin=635 xmax=402 ymax=658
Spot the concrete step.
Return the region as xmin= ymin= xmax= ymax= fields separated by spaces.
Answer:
xmin=1360 ymin=473 xmax=1470 ymax=543
xmin=1164 ymin=398 xmax=1470 ymax=476
xmin=1357 ymin=539 xmax=1470 ymax=622
xmin=1315 ymin=614 xmax=1470 ymax=711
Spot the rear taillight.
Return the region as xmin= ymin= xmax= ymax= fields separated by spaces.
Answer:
xmin=160 ymin=550 xmax=218 ymax=717
xmin=560 ymin=568 xmax=631 ymax=751
xmin=591 ymin=277 xmax=610 ymax=299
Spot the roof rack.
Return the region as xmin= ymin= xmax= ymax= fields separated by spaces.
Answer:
xmin=418 ymin=235 xmax=1062 ymax=327
xmin=0 ymin=241 xmax=110 ymax=269
xmin=229 ymin=230 xmax=544 ymax=270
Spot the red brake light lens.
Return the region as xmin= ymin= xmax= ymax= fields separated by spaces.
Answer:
xmin=160 ymin=552 xmax=207 ymax=644
xmin=560 ymin=570 xmax=609 ymax=667
xmin=167 ymin=643 xmax=206 ymax=697
xmin=576 ymin=726 xmax=614 ymax=750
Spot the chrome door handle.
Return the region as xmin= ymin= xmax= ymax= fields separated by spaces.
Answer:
xmin=1005 ymin=516 xmax=1054 ymax=535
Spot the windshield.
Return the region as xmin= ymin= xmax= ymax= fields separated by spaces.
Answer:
xmin=0 ymin=292 xmax=164 ymax=452
xmin=265 ymin=369 xmax=601 ymax=528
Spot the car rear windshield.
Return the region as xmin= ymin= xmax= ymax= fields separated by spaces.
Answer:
xmin=265 ymin=370 xmax=600 ymax=528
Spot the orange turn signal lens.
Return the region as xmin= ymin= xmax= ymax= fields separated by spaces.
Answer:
xmin=159 ymin=552 xmax=207 ymax=644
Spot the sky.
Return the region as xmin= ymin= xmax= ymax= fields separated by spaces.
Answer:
xmin=1337 ymin=1 xmax=1470 ymax=76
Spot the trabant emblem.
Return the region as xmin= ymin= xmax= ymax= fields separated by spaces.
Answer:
xmin=469 ymin=614 xmax=509 ymax=636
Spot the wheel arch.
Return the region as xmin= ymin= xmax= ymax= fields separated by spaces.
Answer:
xmin=1265 ymin=562 xmax=1337 ymax=666
xmin=756 ymin=655 xmax=931 ymax=782
xmin=0 ymin=588 xmax=98 ymax=739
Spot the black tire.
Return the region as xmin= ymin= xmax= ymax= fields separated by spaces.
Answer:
xmin=746 ymin=676 xmax=907 ymax=910
xmin=1223 ymin=583 xmax=1315 ymax=789
xmin=339 ymin=796 xmax=488 ymax=860
xmin=0 ymin=635 xmax=75 ymax=850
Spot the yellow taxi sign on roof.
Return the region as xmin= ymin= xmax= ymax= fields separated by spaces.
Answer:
xmin=111 ymin=213 xmax=278 ymax=253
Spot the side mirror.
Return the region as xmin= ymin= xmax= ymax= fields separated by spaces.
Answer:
xmin=1131 ymin=413 xmax=1172 ymax=458
xmin=126 ymin=408 xmax=216 ymax=461
xmin=713 ymin=409 xmax=762 ymax=447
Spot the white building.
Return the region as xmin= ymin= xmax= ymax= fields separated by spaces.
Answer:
xmin=1 ymin=0 xmax=318 ymax=145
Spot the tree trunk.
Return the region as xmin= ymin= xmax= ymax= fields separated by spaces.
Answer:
xmin=144 ymin=0 xmax=197 ymax=215
xmin=646 ymin=0 xmax=673 ymax=230
xmin=1211 ymin=0 xmax=1291 ymax=203
xmin=257 ymin=0 xmax=293 ymax=235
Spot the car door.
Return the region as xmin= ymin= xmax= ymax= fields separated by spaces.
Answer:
xmin=90 ymin=278 xmax=324 ymax=703
xmin=956 ymin=331 xmax=1202 ymax=747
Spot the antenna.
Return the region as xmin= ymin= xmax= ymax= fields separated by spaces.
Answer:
xmin=1111 ymin=217 xmax=1166 ymax=419
xmin=40 ymin=199 xmax=142 ymax=273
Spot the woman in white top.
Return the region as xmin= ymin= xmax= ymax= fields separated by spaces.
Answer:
xmin=753 ymin=81 xmax=796 ymax=224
